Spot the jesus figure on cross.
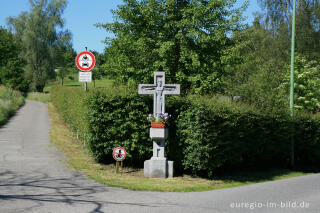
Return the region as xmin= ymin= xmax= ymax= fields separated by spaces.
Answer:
xmin=138 ymin=72 xmax=180 ymax=118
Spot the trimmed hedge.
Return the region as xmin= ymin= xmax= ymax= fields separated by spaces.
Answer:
xmin=173 ymin=100 xmax=292 ymax=177
xmin=86 ymin=89 xmax=152 ymax=165
xmin=51 ymin=86 xmax=153 ymax=166
xmin=50 ymin=86 xmax=89 ymax=142
xmin=51 ymin=86 xmax=320 ymax=178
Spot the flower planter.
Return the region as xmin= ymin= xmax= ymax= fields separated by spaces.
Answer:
xmin=151 ymin=122 xmax=166 ymax=128
xmin=150 ymin=128 xmax=168 ymax=140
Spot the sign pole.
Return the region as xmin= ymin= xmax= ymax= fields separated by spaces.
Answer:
xmin=84 ymin=47 xmax=88 ymax=92
xmin=75 ymin=47 xmax=95 ymax=90
xmin=290 ymin=0 xmax=297 ymax=168
xmin=116 ymin=161 xmax=120 ymax=174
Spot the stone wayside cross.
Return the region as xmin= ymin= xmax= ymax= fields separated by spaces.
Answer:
xmin=138 ymin=72 xmax=180 ymax=178
xmin=138 ymin=72 xmax=180 ymax=118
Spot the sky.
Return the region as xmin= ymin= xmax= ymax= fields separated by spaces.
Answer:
xmin=1 ymin=0 xmax=261 ymax=54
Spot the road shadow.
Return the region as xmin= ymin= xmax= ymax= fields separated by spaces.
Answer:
xmin=0 ymin=169 xmax=157 ymax=213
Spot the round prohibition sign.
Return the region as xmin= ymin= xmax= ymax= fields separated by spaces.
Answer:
xmin=112 ymin=147 xmax=127 ymax=161
xmin=75 ymin=51 xmax=95 ymax=71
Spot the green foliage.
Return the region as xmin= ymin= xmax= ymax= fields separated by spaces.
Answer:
xmin=54 ymin=37 xmax=77 ymax=86
xmin=50 ymin=86 xmax=89 ymax=141
xmin=55 ymin=67 xmax=70 ymax=86
xmin=97 ymin=0 xmax=246 ymax=94
xmin=225 ymin=19 xmax=289 ymax=112
xmin=278 ymin=55 xmax=320 ymax=112
xmin=0 ymin=28 xmax=29 ymax=92
xmin=51 ymin=87 xmax=320 ymax=178
xmin=0 ymin=86 xmax=25 ymax=126
xmin=258 ymin=0 xmax=320 ymax=59
xmin=174 ymin=98 xmax=292 ymax=177
xmin=86 ymin=90 xmax=152 ymax=165
xmin=51 ymin=86 xmax=152 ymax=165
xmin=294 ymin=114 xmax=320 ymax=164
xmin=26 ymin=92 xmax=50 ymax=103
xmin=225 ymin=0 xmax=320 ymax=111
xmin=7 ymin=0 xmax=70 ymax=92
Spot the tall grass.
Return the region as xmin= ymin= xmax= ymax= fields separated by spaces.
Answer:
xmin=0 ymin=86 xmax=25 ymax=126
xmin=27 ymin=92 xmax=50 ymax=103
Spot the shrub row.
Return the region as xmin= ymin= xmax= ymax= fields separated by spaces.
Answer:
xmin=86 ymin=89 xmax=153 ymax=165
xmin=50 ymin=86 xmax=90 ymax=142
xmin=51 ymin=86 xmax=320 ymax=178
xmin=51 ymin=86 xmax=153 ymax=166
xmin=0 ymin=86 xmax=25 ymax=126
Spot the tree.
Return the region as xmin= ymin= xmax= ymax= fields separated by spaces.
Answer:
xmin=90 ymin=51 xmax=103 ymax=88
xmin=226 ymin=0 xmax=320 ymax=111
xmin=0 ymin=27 xmax=29 ymax=92
xmin=55 ymin=66 xmax=68 ymax=86
xmin=224 ymin=17 xmax=290 ymax=112
xmin=54 ymin=36 xmax=76 ymax=85
xmin=98 ymin=0 xmax=246 ymax=94
xmin=278 ymin=55 xmax=320 ymax=112
xmin=258 ymin=0 xmax=320 ymax=60
xmin=7 ymin=0 xmax=69 ymax=92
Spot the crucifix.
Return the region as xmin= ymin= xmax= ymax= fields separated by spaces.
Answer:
xmin=138 ymin=72 xmax=180 ymax=160
xmin=138 ymin=72 xmax=180 ymax=118
xmin=139 ymin=72 xmax=180 ymax=178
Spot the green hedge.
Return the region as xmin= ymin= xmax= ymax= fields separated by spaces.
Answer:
xmin=51 ymin=86 xmax=153 ymax=166
xmin=50 ymin=86 xmax=89 ymax=142
xmin=0 ymin=86 xmax=25 ymax=126
xmin=86 ymin=89 xmax=152 ymax=165
xmin=51 ymin=86 xmax=320 ymax=178
xmin=173 ymin=100 xmax=292 ymax=177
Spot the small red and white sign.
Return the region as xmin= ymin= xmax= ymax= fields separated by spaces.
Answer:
xmin=112 ymin=147 xmax=127 ymax=161
xmin=75 ymin=51 xmax=95 ymax=71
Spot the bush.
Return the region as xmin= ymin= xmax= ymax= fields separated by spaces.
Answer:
xmin=51 ymin=86 xmax=89 ymax=142
xmin=0 ymin=86 xmax=25 ymax=126
xmin=86 ymin=89 xmax=153 ymax=165
xmin=173 ymin=98 xmax=292 ymax=177
xmin=51 ymin=86 xmax=153 ymax=166
xmin=51 ymin=86 xmax=320 ymax=178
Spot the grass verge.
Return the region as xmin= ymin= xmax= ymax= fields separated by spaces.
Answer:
xmin=48 ymin=103 xmax=314 ymax=192
xmin=27 ymin=92 xmax=50 ymax=103
xmin=44 ymin=77 xmax=114 ymax=93
xmin=0 ymin=86 xmax=25 ymax=126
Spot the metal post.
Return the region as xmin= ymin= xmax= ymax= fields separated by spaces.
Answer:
xmin=84 ymin=47 xmax=88 ymax=92
xmin=290 ymin=0 xmax=297 ymax=168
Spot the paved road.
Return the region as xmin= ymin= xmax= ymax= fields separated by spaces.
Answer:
xmin=0 ymin=101 xmax=320 ymax=213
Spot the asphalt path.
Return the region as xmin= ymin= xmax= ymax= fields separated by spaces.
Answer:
xmin=0 ymin=100 xmax=320 ymax=213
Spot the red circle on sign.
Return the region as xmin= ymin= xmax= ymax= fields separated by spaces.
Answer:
xmin=76 ymin=51 xmax=96 ymax=71
xmin=112 ymin=147 xmax=127 ymax=161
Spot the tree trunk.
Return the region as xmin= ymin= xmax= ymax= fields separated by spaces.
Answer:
xmin=36 ymin=83 xmax=45 ymax=93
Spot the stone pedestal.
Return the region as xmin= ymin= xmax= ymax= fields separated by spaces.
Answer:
xmin=149 ymin=128 xmax=168 ymax=140
xmin=144 ymin=128 xmax=174 ymax=178
xmin=144 ymin=159 xmax=173 ymax=178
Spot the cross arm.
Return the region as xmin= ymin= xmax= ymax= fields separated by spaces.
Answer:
xmin=138 ymin=84 xmax=156 ymax=94
xmin=163 ymin=84 xmax=180 ymax=95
